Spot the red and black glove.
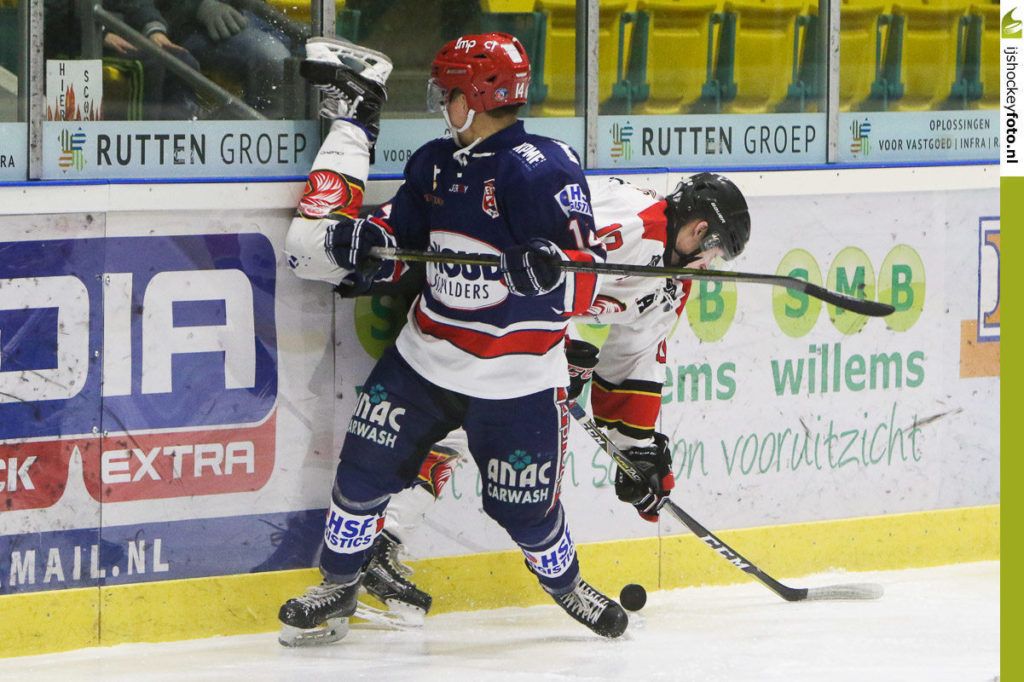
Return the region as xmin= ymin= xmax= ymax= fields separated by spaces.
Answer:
xmin=614 ymin=432 xmax=675 ymax=522
xmin=566 ymin=339 xmax=599 ymax=403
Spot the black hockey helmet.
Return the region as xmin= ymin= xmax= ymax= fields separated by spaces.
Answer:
xmin=665 ymin=173 xmax=750 ymax=262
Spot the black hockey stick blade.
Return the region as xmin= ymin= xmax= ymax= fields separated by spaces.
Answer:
xmin=566 ymin=402 xmax=884 ymax=603
xmin=370 ymin=247 xmax=896 ymax=317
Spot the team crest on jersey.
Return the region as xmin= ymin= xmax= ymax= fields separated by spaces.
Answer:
xmin=298 ymin=169 xmax=364 ymax=219
xmin=482 ymin=178 xmax=500 ymax=219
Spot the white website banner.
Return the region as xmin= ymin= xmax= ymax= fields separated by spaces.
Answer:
xmin=597 ymin=113 xmax=826 ymax=167
xmin=841 ymin=111 xmax=998 ymax=164
xmin=41 ymin=120 xmax=318 ymax=179
xmin=0 ymin=123 xmax=26 ymax=181
xmin=1003 ymin=0 xmax=1023 ymax=174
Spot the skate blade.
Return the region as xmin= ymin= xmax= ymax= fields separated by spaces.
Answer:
xmin=278 ymin=617 xmax=350 ymax=647
xmin=353 ymin=601 xmax=425 ymax=629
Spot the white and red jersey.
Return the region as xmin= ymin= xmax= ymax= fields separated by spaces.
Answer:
xmin=578 ymin=176 xmax=693 ymax=444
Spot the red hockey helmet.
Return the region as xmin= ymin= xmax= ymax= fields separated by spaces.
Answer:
xmin=428 ymin=33 xmax=531 ymax=113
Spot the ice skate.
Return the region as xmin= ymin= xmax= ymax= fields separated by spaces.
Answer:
xmin=278 ymin=579 xmax=360 ymax=647
xmin=550 ymin=577 xmax=628 ymax=638
xmin=304 ymin=37 xmax=392 ymax=87
xmin=357 ymin=530 xmax=432 ymax=627
xmin=301 ymin=38 xmax=391 ymax=137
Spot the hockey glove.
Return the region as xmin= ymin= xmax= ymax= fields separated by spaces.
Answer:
xmin=614 ymin=432 xmax=675 ymax=522
xmin=329 ymin=217 xmax=397 ymax=294
xmin=196 ymin=0 xmax=248 ymax=40
xmin=499 ymin=239 xmax=565 ymax=296
xmin=566 ymin=339 xmax=599 ymax=402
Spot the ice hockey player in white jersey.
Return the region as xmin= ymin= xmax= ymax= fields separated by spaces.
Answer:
xmin=572 ymin=173 xmax=750 ymax=517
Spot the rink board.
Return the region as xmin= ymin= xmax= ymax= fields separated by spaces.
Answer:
xmin=0 ymin=167 xmax=1000 ymax=656
xmin=1 ymin=504 xmax=999 ymax=657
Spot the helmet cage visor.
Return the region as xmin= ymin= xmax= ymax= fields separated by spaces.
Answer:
xmin=426 ymin=79 xmax=449 ymax=113
xmin=698 ymin=221 xmax=739 ymax=261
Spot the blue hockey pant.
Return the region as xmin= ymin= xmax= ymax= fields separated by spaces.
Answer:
xmin=319 ymin=345 xmax=580 ymax=594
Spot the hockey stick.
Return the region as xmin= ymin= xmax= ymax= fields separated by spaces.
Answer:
xmin=369 ymin=246 xmax=895 ymax=317
xmin=567 ymin=402 xmax=884 ymax=602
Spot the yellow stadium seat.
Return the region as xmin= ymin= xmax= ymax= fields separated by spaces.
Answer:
xmin=480 ymin=0 xmax=536 ymax=10
xmin=839 ymin=0 xmax=889 ymax=110
xmin=534 ymin=0 xmax=629 ymax=116
xmin=886 ymin=0 xmax=970 ymax=110
xmin=720 ymin=0 xmax=809 ymax=113
xmin=631 ymin=0 xmax=720 ymax=114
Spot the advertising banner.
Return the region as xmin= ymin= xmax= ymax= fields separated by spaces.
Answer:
xmin=0 ymin=208 xmax=337 ymax=595
xmin=41 ymin=120 xmax=318 ymax=179
xmin=331 ymin=185 xmax=1000 ymax=563
xmin=0 ymin=177 xmax=999 ymax=597
xmin=596 ymin=113 xmax=826 ymax=168
xmin=0 ymin=123 xmax=25 ymax=181
xmin=840 ymin=111 xmax=999 ymax=164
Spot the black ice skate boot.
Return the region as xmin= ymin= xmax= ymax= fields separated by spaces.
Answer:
xmin=550 ymin=577 xmax=628 ymax=638
xmin=278 ymin=578 xmax=360 ymax=647
xmin=361 ymin=530 xmax=433 ymax=626
xmin=300 ymin=37 xmax=391 ymax=141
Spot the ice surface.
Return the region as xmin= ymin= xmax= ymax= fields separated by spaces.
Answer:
xmin=5 ymin=562 xmax=999 ymax=682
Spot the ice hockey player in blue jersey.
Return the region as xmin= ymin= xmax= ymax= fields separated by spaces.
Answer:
xmin=347 ymin=172 xmax=752 ymax=627
xmin=279 ymin=32 xmax=625 ymax=646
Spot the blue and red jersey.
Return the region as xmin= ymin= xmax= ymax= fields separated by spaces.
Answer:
xmin=372 ymin=122 xmax=604 ymax=399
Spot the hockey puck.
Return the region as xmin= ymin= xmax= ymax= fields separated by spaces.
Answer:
xmin=619 ymin=583 xmax=647 ymax=611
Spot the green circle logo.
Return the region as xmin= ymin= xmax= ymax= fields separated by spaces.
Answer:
xmin=772 ymin=249 xmax=822 ymax=338
xmin=826 ymin=247 xmax=875 ymax=335
xmin=686 ymin=279 xmax=737 ymax=342
xmin=877 ymin=245 xmax=925 ymax=332
xmin=354 ymin=294 xmax=411 ymax=359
